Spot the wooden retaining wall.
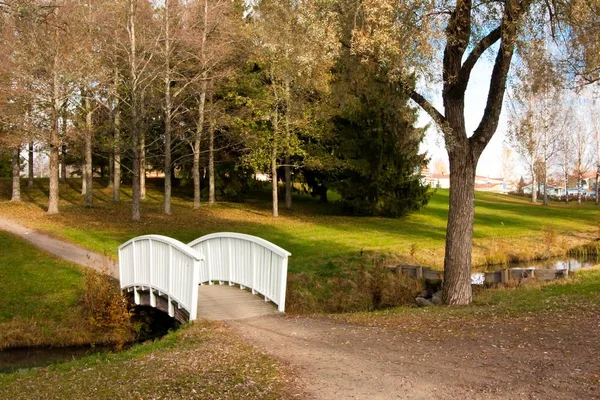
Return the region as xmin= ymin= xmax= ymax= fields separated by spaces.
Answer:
xmin=390 ymin=265 xmax=569 ymax=285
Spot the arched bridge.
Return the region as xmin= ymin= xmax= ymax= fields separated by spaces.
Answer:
xmin=118 ymin=233 xmax=291 ymax=323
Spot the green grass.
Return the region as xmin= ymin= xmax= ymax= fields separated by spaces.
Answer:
xmin=0 ymin=231 xmax=99 ymax=349
xmin=1 ymin=178 xmax=598 ymax=274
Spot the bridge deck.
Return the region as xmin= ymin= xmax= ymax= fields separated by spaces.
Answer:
xmin=196 ymin=285 xmax=281 ymax=320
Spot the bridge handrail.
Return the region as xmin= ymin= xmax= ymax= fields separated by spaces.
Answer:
xmin=119 ymin=235 xmax=203 ymax=261
xmin=188 ymin=232 xmax=291 ymax=258
xmin=188 ymin=232 xmax=290 ymax=312
xmin=119 ymin=235 xmax=203 ymax=320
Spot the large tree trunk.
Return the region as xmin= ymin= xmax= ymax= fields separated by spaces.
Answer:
xmin=48 ymin=65 xmax=60 ymax=215
xmin=443 ymin=151 xmax=476 ymax=305
xmin=208 ymin=117 xmax=215 ymax=204
xmin=11 ymin=147 xmax=21 ymax=202
xmin=84 ymin=88 xmax=93 ymax=208
xmin=28 ymin=142 xmax=34 ymax=189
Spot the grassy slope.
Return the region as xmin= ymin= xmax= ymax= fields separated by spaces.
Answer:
xmin=0 ymin=232 xmax=288 ymax=399
xmin=0 ymin=178 xmax=598 ymax=274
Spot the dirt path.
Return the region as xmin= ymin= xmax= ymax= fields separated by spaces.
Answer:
xmin=231 ymin=311 xmax=600 ymax=399
xmin=2 ymin=216 xmax=599 ymax=399
xmin=0 ymin=217 xmax=118 ymax=278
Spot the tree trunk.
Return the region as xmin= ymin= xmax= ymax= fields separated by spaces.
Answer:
xmin=140 ymin=132 xmax=146 ymax=200
xmin=543 ymin=167 xmax=548 ymax=205
xmin=531 ymin=172 xmax=537 ymax=203
xmin=565 ymin=170 xmax=569 ymax=203
xmin=284 ymin=81 xmax=292 ymax=210
xmin=194 ymin=81 xmax=207 ymax=210
xmin=60 ymin=144 xmax=67 ymax=182
xmin=48 ymin=65 xmax=60 ymax=215
xmin=11 ymin=147 xmax=21 ymax=202
xmin=129 ymin=0 xmax=141 ymax=221
xmin=578 ymin=172 xmax=582 ymax=204
xmin=28 ymin=142 xmax=34 ymax=189
xmin=113 ymin=86 xmax=121 ymax=202
xmin=594 ymin=167 xmax=600 ymax=205
xmin=163 ymin=0 xmax=172 ymax=215
xmin=59 ymin=111 xmax=67 ymax=183
xmin=84 ymin=89 xmax=93 ymax=208
xmin=108 ymin=152 xmax=113 ymax=189
xmin=272 ymin=107 xmax=279 ymax=218
xmin=442 ymin=149 xmax=475 ymax=305
xmin=208 ymin=117 xmax=215 ymax=204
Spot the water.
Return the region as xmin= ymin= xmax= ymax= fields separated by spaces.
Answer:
xmin=0 ymin=346 xmax=112 ymax=374
xmin=0 ymin=306 xmax=178 ymax=374
xmin=505 ymin=254 xmax=600 ymax=271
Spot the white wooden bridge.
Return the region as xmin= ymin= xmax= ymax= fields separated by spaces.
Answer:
xmin=118 ymin=233 xmax=291 ymax=323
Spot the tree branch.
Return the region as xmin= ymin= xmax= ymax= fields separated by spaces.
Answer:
xmin=457 ymin=26 xmax=502 ymax=93
xmin=409 ymin=89 xmax=447 ymax=128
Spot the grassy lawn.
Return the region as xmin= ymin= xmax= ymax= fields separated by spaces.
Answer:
xmin=0 ymin=231 xmax=98 ymax=349
xmin=0 ymin=178 xmax=598 ymax=274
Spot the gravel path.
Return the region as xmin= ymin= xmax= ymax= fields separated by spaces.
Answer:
xmin=0 ymin=217 xmax=118 ymax=278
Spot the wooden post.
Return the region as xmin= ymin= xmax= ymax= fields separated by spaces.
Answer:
xmin=416 ymin=266 xmax=423 ymax=280
xmin=501 ymin=269 xmax=509 ymax=284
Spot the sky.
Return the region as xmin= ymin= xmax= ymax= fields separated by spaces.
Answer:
xmin=417 ymin=55 xmax=514 ymax=179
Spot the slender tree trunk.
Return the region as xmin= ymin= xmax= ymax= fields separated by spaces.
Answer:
xmin=543 ymin=167 xmax=548 ymax=205
xmin=272 ymin=107 xmax=279 ymax=218
xmin=28 ymin=142 xmax=34 ymax=189
xmin=140 ymin=127 xmax=146 ymax=200
xmin=129 ymin=0 xmax=141 ymax=221
xmin=565 ymin=170 xmax=569 ymax=203
xmin=11 ymin=147 xmax=21 ymax=202
xmin=108 ymin=153 xmax=114 ymax=189
xmin=194 ymin=81 xmax=207 ymax=210
xmin=113 ymin=83 xmax=121 ymax=202
xmin=208 ymin=117 xmax=215 ymax=204
xmin=531 ymin=172 xmax=537 ymax=203
xmin=84 ymin=88 xmax=93 ymax=207
xmin=594 ymin=166 xmax=600 ymax=205
xmin=163 ymin=0 xmax=172 ymax=215
xmin=578 ymin=172 xmax=582 ymax=204
xmin=194 ymin=0 xmax=209 ymax=209
xmin=284 ymin=81 xmax=292 ymax=210
xmin=60 ymin=144 xmax=67 ymax=182
xmin=48 ymin=68 xmax=61 ymax=214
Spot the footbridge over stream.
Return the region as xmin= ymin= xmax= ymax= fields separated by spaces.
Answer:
xmin=118 ymin=233 xmax=291 ymax=323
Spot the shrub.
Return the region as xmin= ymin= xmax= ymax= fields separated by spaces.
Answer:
xmin=80 ymin=268 xmax=134 ymax=349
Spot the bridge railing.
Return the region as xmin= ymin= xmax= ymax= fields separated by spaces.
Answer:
xmin=188 ymin=233 xmax=291 ymax=312
xmin=119 ymin=235 xmax=203 ymax=320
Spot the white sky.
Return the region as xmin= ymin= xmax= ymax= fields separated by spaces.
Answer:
xmin=417 ymin=56 xmax=514 ymax=179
